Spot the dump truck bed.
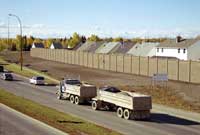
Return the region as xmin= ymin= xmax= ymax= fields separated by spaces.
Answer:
xmin=64 ymin=83 xmax=97 ymax=98
xmin=94 ymin=90 xmax=152 ymax=110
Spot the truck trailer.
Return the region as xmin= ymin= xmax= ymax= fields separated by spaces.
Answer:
xmin=57 ymin=79 xmax=97 ymax=104
xmin=91 ymin=86 xmax=152 ymax=120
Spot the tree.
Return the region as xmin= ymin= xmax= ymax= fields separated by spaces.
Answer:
xmin=68 ymin=32 xmax=81 ymax=48
xmin=113 ymin=37 xmax=123 ymax=43
xmin=88 ymin=34 xmax=101 ymax=42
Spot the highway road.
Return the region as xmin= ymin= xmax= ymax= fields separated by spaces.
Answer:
xmin=0 ymin=104 xmax=68 ymax=135
xmin=0 ymin=74 xmax=200 ymax=135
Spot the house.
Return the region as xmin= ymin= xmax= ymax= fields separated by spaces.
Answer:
xmin=155 ymin=36 xmax=200 ymax=61
xmin=127 ymin=42 xmax=159 ymax=57
xmin=86 ymin=41 xmax=105 ymax=53
xmin=95 ymin=42 xmax=121 ymax=54
xmin=113 ymin=41 xmax=136 ymax=54
xmin=50 ymin=42 xmax=63 ymax=49
xmin=77 ymin=41 xmax=96 ymax=52
xmin=31 ymin=43 xmax=44 ymax=48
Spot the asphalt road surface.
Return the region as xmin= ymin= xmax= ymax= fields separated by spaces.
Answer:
xmin=0 ymin=104 xmax=68 ymax=135
xmin=0 ymin=75 xmax=200 ymax=135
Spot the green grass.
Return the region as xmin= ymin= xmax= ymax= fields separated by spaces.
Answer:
xmin=0 ymin=57 xmax=59 ymax=84
xmin=0 ymin=89 xmax=121 ymax=135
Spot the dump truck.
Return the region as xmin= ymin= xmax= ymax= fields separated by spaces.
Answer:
xmin=57 ymin=79 xmax=97 ymax=104
xmin=91 ymin=86 xmax=152 ymax=120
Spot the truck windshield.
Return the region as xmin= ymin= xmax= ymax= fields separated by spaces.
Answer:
xmin=36 ymin=77 xmax=44 ymax=80
xmin=65 ymin=80 xmax=81 ymax=85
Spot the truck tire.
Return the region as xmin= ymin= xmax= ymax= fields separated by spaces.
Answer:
xmin=92 ymin=101 xmax=99 ymax=110
xmin=123 ymin=109 xmax=130 ymax=120
xmin=70 ymin=95 xmax=75 ymax=104
xmin=117 ymin=107 xmax=123 ymax=118
xmin=75 ymin=96 xmax=80 ymax=105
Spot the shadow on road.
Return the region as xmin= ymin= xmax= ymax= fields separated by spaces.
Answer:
xmin=147 ymin=113 xmax=200 ymax=125
xmin=57 ymin=120 xmax=83 ymax=124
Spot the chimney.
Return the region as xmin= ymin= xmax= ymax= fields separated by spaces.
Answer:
xmin=176 ymin=36 xmax=182 ymax=43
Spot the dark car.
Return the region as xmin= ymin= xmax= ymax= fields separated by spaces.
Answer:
xmin=0 ymin=73 xmax=13 ymax=81
xmin=0 ymin=66 xmax=4 ymax=72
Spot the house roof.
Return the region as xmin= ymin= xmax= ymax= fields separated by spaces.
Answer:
xmin=114 ymin=41 xmax=136 ymax=54
xmin=127 ymin=42 xmax=159 ymax=56
xmin=32 ymin=43 xmax=44 ymax=48
xmin=85 ymin=41 xmax=105 ymax=53
xmin=77 ymin=41 xmax=96 ymax=51
xmin=51 ymin=42 xmax=63 ymax=49
xmin=157 ymin=38 xmax=199 ymax=48
xmin=95 ymin=42 xmax=121 ymax=54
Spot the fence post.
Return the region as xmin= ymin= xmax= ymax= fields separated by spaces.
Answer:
xmin=109 ymin=54 xmax=111 ymax=71
xmin=123 ymin=55 xmax=125 ymax=73
xmin=147 ymin=56 xmax=149 ymax=76
xmin=138 ymin=56 xmax=141 ymax=75
xmin=167 ymin=58 xmax=169 ymax=74
xmin=189 ymin=60 xmax=191 ymax=82
xmin=177 ymin=59 xmax=180 ymax=81
xmin=156 ymin=57 xmax=159 ymax=74
xmin=116 ymin=55 xmax=118 ymax=72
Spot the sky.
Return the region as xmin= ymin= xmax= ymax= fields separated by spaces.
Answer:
xmin=0 ymin=0 xmax=200 ymax=38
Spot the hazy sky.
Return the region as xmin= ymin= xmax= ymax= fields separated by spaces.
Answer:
xmin=0 ymin=0 xmax=200 ymax=38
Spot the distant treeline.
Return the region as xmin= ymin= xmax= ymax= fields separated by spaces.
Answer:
xmin=0 ymin=32 xmax=167 ymax=51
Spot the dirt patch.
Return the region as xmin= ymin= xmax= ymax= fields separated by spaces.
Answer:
xmin=1 ymin=51 xmax=200 ymax=112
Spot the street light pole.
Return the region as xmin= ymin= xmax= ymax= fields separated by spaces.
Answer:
xmin=9 ymin=13 xmax=23 ymax=71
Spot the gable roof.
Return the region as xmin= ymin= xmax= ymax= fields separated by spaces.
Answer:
xmin=157 ymin=38 xmax=198 ymax=48
xmin=114 ymin=41 xmax=136 ymax=54
xmin=51 ymin=42 xmax=63 ymax=49
xmin=85 ymin=41 xmax=105 ymax=53
xmin=77 ymin=41 xmax=96 ymax=51
xmin=32 ymin=43 xmax=44 ymax=48
xmin=95 ymin=42 xmax=121 ymax=54
xmin=127 ymin=42 xmax=159 ymax=56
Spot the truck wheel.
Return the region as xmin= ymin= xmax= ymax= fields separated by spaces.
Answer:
xmin=75 ymin=96 xmax=80 ymax=105
xmin=70 ymin=95 xmax=75 ymax=104
xmin=92 ymin=101 xmax=99 ymax=110
xmin=123 ymin=109 xmax=130 ymax=120
xmin=117 ymin=107 xmax=123 ymax=118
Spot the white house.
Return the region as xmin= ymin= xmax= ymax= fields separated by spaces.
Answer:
xmin=127 ymin=42 xmax=159 ymax=57
xmin=31 ymin=43 xmax=44 ymax=48
xmin=50 ymin=42 xmax=63 ymax=49
xmin=155 ymin=36 xmax=200 ymax=61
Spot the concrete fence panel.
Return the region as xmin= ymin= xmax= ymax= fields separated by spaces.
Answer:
xmin=83 ymin=52 xmax=88 ymax=67
xmin=110 ymin=55 xmax=117 ymax=71
xmin=149 ymin=58 xmax=157 ymax=76
xmin=140 ymin=57 xmax=148 ymax=76
xmin=158 ymin=59 xmax=168 ymax=74
xmin=88 ymin=53 xmax=93 ymax=68
xmin=99 ymin=54 xmax=104 ymax=70
xmin=93 ymin=53 xmax=99 ymax=69
xmin=117 ymin=55 xmax=124 ymax=72
xmin=131 ymin=56 xmax=140 ymax=75
xmin=191 ymin=61 xmax=200 ymax=83
xmin=168 ymin=59 xmax=178 ymax=80
xmin=124 ymin=55 xmax=132 ymax=74
xmin=79 ymin=51 xmax=84 ymax=66
xmin=104 ymin=54 xmax=110 ymax=70
xmin=179 ymin=60 xmax=190 ymax=82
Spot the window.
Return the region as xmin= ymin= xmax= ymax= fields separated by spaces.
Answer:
xmin=157 ymin=48 xmax=159 ymax=52
xmin=183 ymin=49 xmax=186 ymax=54
xmin=178 ymin=48 xmax=180 ymax=53
xmin=161 ymin=48 xmax=164 ymax=53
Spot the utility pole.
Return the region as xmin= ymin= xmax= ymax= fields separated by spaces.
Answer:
xmin=9 ymin=14 xmax=23 ymax=71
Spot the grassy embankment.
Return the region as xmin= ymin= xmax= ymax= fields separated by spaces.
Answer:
xmin=0 ymin=89 xmax=120 ymax=135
